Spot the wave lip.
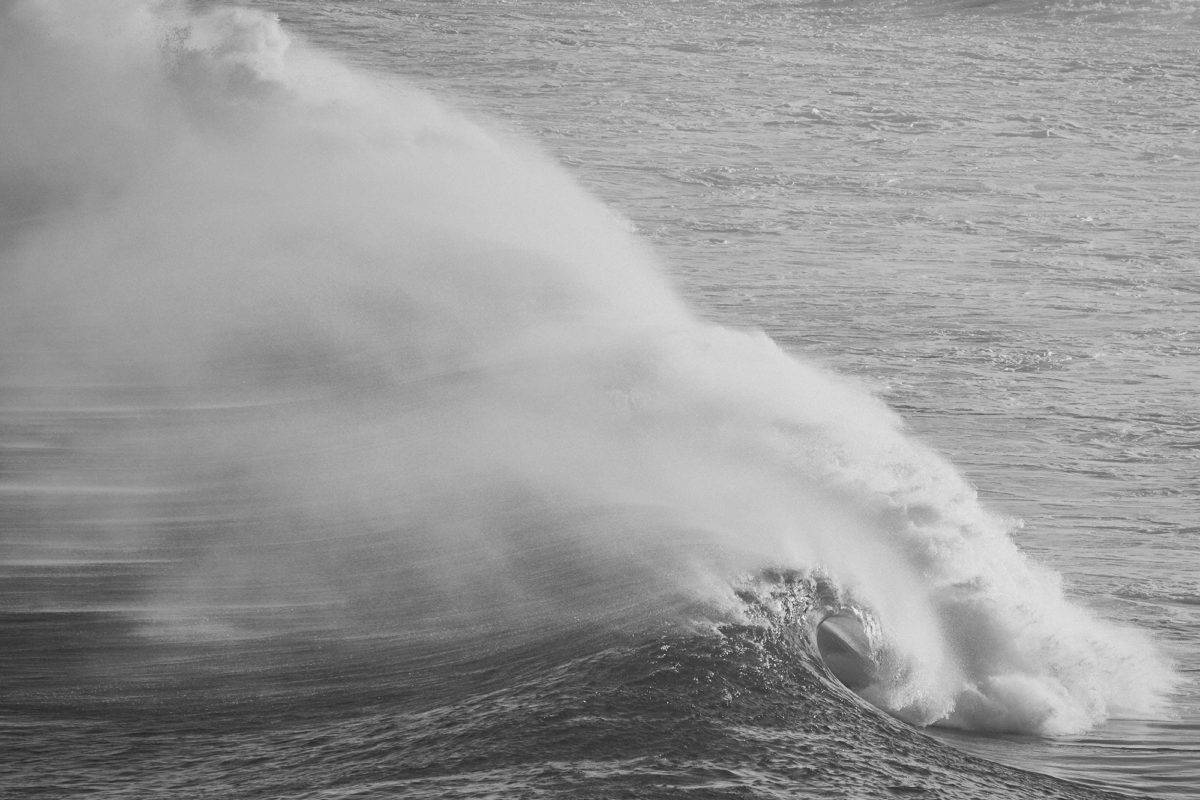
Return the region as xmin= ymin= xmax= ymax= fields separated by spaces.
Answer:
xmin=816 ymin=612 xmax=879 ymax=691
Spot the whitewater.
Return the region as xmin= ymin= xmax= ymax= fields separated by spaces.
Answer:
xmin=1 ymin=1 xmax=1197 ymax=798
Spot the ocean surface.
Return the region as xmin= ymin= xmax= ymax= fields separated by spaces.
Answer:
xmin=1 ymin=1 xmax=1197 ymax=798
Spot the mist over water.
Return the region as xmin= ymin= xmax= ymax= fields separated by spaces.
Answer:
xmin=0 ymin=0 xmax=1177 ymax=740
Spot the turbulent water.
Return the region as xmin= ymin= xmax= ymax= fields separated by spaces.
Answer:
xmin=1 ymin=1 xmax=1197 ymax=798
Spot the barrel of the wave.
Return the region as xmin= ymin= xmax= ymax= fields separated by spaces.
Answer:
xmin=815 ymin=611 xmax=878 ymax=692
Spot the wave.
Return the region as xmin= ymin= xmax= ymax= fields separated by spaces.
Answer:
xmin=0 ymin=0 xmax=1177 ymax=736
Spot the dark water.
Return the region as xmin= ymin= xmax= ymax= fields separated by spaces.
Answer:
xmin=0 ymin=627 xmax=1139 ymax=799
xmin=2 ymin=1 xmax=1197 ymax=798
xmin=0 ymin=572 xmax=1141 ymax=799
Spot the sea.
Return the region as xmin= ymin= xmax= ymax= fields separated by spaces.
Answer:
xmin=1 ymin=1 xmax=1197 ymax=798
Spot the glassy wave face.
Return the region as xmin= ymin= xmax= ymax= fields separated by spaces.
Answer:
xmin=0 ymin=1 xmax=1178 ymax=796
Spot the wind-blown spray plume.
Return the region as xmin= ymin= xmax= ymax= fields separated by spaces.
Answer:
xmin=0 ymin=0 xmax=1176 ymax=734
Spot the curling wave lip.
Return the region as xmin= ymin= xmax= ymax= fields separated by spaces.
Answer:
xmin=814 ymin=609 xmax=879 ymax=693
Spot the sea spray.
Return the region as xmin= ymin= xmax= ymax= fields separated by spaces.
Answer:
xmin=0 ymin=0 xmax=1176 ymax=735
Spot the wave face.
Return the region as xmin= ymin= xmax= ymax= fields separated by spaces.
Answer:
xmin=0 ymin=0 xmax=1176 ymax=754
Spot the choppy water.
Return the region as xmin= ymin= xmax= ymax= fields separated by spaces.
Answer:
xmin=2 ymin=1 xmax=1198 ymax=798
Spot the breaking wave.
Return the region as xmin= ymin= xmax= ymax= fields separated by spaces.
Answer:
xmin=0 ymin=0 xmax=1176 ymax=736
